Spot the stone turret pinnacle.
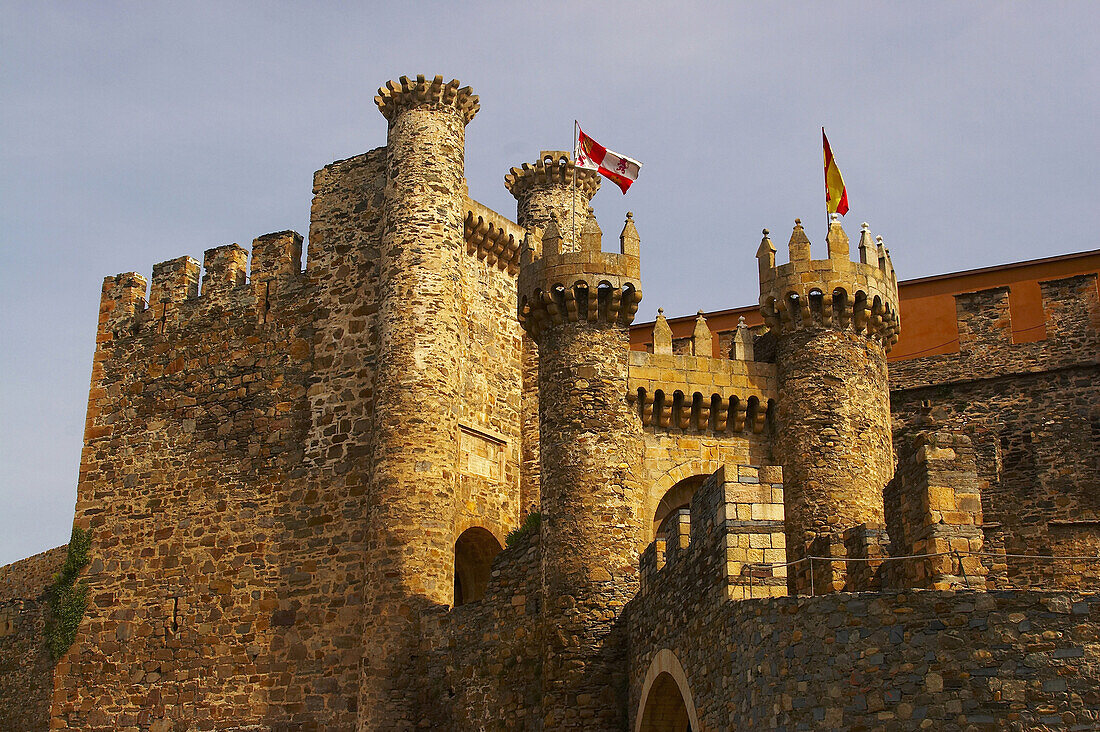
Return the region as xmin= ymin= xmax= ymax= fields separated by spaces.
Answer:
xmin=620 ymin=211 xmax=640 ymax=257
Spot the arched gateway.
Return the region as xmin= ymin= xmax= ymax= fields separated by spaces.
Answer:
xmin=636 ymin=649 xmax=702 ymax=732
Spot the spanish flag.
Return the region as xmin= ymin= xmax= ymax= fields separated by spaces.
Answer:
xmin=822 ymin=128 xmax=849 ymax=216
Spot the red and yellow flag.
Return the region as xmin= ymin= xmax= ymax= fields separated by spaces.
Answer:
xmin=822 ymin=128 xmax=849 ymax=216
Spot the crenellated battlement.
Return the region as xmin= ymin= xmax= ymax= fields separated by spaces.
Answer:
xmin=638 ymin=465 xmax=787 ymax=601
xmin=504 ymin=150 xmax=601 ymax=201
xmin=517 ymin=212 xmax=642 ymax=337
xmin=97 ymin=230 xmax=306 ymax=337
xmin=375 ymin=74 xmax=479 ymax=125
xmin=759 ymin=218 xmax=900 ymax=350
xmin=889 ymin=272 xmax=1100 ymax=390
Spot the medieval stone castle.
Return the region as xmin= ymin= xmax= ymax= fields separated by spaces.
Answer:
xmin=1 ymin=75 xmax=1098 ymax=730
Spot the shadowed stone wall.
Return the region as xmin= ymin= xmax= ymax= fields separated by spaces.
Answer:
xmin=0 ymin=547 xmax=65 ymax=732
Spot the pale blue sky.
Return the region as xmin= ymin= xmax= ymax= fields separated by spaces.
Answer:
xmin=1 ymin=1 xmax=1097 ymax=565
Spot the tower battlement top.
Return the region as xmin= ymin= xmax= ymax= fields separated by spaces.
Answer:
xmin=757 ymin=219 xmax=900 ymax=348
xmin=517 ymin=213 xmax=642 ymax=337
xmin=504 ymin=150 xmax=601 ymax=200
xmin=375 ymin=74 xmax=479 ymax=125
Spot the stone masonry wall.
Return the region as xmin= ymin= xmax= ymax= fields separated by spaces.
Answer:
xmin=891 ymin=274 xmax=1100 ymax=589
xmin=630 ymin=585 xmax=1100 ymax=730
xmin=48 ymin=126 xmax=526 ymax=728
xmin=54 ymin=245 xmax=318 ymax=730
xmin=423 ymin=530 xmax=543 ymax=731
xmin=885 ymin=428 xmax=987 ymax=590
xmin=628 ymin=348 xmax=776 ymax=541
xmin=628 ymin=467 xmax=1100 ymax=730
xmin=0 ymin=546 xmax=65 ymax=732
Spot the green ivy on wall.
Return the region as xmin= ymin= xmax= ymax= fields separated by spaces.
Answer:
xmin=43 ymin=527 xmax=91 ymax=661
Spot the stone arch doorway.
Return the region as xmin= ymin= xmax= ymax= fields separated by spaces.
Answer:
xmin=453 ymin=526 xmax=502 ymax=606
xmin=636 ymin=649 xmax=701 ymax=732
xmin=653 ymin=474 xmax=708 ymax=538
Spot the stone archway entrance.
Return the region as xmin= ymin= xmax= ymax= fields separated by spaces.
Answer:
xmin=639 ymin=673 xmax=692 ymax=731
xmin=636 ymin=649 xmax=701 ymax=732
xmin=453 ymin=526 xmax=502 ymax=605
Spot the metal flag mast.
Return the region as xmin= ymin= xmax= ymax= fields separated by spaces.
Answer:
xmin=823 ymin=126 xmax=830 ymax=237
xmin=572 ymin=120 xmax=578 ymax=250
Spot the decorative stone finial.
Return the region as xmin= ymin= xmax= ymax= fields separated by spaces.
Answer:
xmin=654 ymin=308 xmax=672 ymax=355
xmin=826 ymin=215 xmax=849 ymax=260
xmin=692 ymin=310 xmax=712 ymax=357
xmin=732 ymin=315 xmax=754 ymax=360
xmin=620 ymin=211 xmax=640 ymax=257
xmin=788 ymin=219 xmax=812 ymax=261
xmin=858 ymin=222 xmax=874 ymax=264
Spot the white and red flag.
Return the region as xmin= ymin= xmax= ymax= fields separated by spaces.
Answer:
xmin=574 ymin=123 xmax=642 ymax=194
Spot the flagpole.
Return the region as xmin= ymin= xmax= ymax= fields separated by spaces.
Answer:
xmin=823 ymin=127 xmax=830 ymax=237
xmin=572 ymin=120 xmax=578 ymax=251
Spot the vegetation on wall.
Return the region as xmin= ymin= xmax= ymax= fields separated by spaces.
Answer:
xmin=505 ymin=512 xmax=541 ymax=548
xmin=43 ymin=527 xmax=91 ymax=661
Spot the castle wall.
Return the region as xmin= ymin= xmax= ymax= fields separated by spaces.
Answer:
xmin=54 ymin=244 xmax=319 ymax=729
xmin=628 ymin=475 xmax=1100 ymax=730
xmin=454 ymin=228 xmax=524 ymax=544
xmin=0 ymin=546 xmax=65 ymax=732
xmin=890 ymin=274 xmax=1100 ymax=589
xmin=424 ymin=530 xmax=543 ymax=731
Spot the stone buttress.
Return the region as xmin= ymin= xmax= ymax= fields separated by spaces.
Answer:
xmin=759 ymin=218 xmax=900 ymax=593
xmin=360 ymin=75 xmax=479 ymax=730
xmin=518 ymin=212 xmax=645 ymax=729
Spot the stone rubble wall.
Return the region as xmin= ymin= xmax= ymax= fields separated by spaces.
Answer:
xmin=890 ymin=273 xmax=1100 ymax=589
xmin=629 ymin=497 xmax=1100 ymax=731
xmin=0 ymin=546 xmax=65 ymax=732
xmin=423 ymin=530 xmax=543 ymax=731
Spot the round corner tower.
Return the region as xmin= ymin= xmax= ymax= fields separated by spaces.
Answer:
xmin=515 ymin=168 xmax=645 ymax=728
xmin=759 ymin=217 xmax=900 ymax=594
xmin=362 ymin=74 xmax=479 ymax=730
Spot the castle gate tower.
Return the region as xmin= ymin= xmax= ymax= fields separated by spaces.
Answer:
xmin=361 ymin=75 xmax=479 ymax=730
xmin=518 ymin=208 xmax=646 ymax=730
xmin=505 ymin=152 xmax=603 ymax=515
xmin=759 ymin=217 xmax=900 ymax=593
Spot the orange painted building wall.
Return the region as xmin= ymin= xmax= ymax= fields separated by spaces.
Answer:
xmin=630 ymin=249 xmax=1100 ymax=362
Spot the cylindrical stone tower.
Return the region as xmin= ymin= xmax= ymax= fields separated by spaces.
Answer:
xmin=361 ymin=75 xmax=479 ymax=730
xmin=518 ymin=211 xmax=645 ymax=730
xmin=760 ymin=217 xmax=900 ymax=594
xmin=505 ymin=150 xmax=601 ymax=253
xmin=506 ymin=152 xmax=602 ymax=514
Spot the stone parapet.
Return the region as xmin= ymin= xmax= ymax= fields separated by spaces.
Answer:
xmin=759 ymin=219 xmax=900 ymax=350
xmin=638 ymin=466 xmax=788 ymax=603
xmin=518 ymin=214 xmax=642 ymax=338
xmin=627 ymin=349 xmax=776 ymax=433
xmin=374 ymin=74 xmax=479 ymax=125
xmin=889 ymin=272 xmax=1100 ymax=390
xmin=463 ymin=197 xmax=525 ymax=275
xmin=886 ymin=427 xmax=987 ymax=590
xmin=96 ymin=231 xmax=308 ymax=339
xmin=504 ymin=150 xmax=600 ymax=201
